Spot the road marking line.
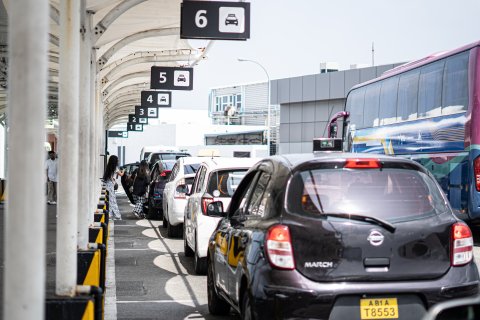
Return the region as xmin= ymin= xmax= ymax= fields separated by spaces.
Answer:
xmin=116 ymin=300 xmax=195 ymax=304
xmin=104 ymin=221 xmax=118 ymax=320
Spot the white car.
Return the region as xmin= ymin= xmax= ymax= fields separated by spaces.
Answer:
xmin=184 ymin=157 xmax=259 ymax=274
xmin=162 ymin=156 xmax=203 ymax=237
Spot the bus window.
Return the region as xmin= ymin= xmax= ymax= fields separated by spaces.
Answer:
xmin=418 ymin=60 xmax=444 ymax=118
xmin=346 ymin=87 xmax=366 ymax=129
xmin=442 ymin=51 xmax=469 ymax=114
xmin=379 ymin=76 xmax=399 ymax=125
xmin=363 ymin=82 xmax=381 ymax=127
xmin=397 ymin=70 xmax=419 ymax=121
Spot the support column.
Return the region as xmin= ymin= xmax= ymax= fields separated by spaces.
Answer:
xmin=56 ymin=0 xmax=81 ymax=296
xmin=78 ymin=0 xmax=92 ymax=249
xmin=4 ymin=0 xmax=49 ymax=319
xmin=89 ymin=48 xmax=97 ymax=223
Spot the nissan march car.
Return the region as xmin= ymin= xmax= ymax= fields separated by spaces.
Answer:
xmin=206 ymin=153 xmax=479 ymax=320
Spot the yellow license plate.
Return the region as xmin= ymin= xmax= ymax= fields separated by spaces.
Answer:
xmin=360 ymin=298 xmax=399 ymax=319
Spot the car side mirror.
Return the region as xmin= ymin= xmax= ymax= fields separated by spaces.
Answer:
xmin=422 ymin=296 xmax=480 ymax=320
xmin=206 ymin=201 xmax=226 ymax=217
xmin=175 ymin=184 xmax=188 ymax=194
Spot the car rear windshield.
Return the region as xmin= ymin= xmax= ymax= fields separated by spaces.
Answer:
xmin=207 ymin=169 xmax=248 ymax=197
xmin=183 ymin=163 xmax=200 ymax=175
xmin=288 ymin=167 xmax=448 ymax=221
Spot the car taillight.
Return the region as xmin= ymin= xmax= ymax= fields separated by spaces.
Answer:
xmin=174 ymin=179 xmax=186 ymax=199
xmin=161 ymin=170 xmax=171 ymax=177
xmin=344 ymin=158 xmax=381 ymax=169
xmin=266 ymin=225 xmax=295 ymax=270
xmin=201 ymin=196 xmax=213 ymax=215
xmin=451 ymin=223 xmax=473 ymax=266
xmin=474 ymin=157 xmax=480 ymax=191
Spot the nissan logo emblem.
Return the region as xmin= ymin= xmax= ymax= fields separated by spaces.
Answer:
xmin=367 ymin=230 xmax=384 ymax=246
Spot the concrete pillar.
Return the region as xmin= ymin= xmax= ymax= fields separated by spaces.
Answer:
xmin=89 ymin=48 xmax=97 ymax=223
xmin=56 ymin=0 xmax=81 ymax=296
xmin=78 ymin=0 xmax=92 ymax=249
xmin=4 ymin=0 xmax=49 ymax=319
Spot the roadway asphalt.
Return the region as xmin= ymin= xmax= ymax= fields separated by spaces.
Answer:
xmin=1 ymin=192 xmax=480 ymax=319
xmin=106 ymin=191 xmax=237 ymax=320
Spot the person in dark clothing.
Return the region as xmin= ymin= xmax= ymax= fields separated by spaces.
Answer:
xmin=132 ymin=160 xmax=150 ymax=218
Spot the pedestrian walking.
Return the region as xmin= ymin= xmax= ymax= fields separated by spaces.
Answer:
xmin=131 ymin=160 xmax=150 ymax=219
xmin=45 ymin=151 xmax=58 ymax=205
xmin=103 ymin=155 xmax=124 ymax=220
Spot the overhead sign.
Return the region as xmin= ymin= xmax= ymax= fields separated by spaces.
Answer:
xmin=127 ymin=123 xmax=143 ymax=132
xmin=108 ymin=131 xmax=128 ymax=138
xmin=150 ymin=67 xmax=193 ymax=91
xmin=141 ymin=90 xmax=172 ymax=108
xmin=181 ymin=1 xmax=250 ymax=40
xmin=135 ymin=105 xmax=158 ymax=118
xmin=128 ymin=114 xmax=139 ymax=124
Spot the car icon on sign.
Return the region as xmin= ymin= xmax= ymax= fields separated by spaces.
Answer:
xmin=160 ymin=96 xmax=167 ymax=102
xmin=225 ymin=14 xmax=238 ymax=26
xmin=177 ymin=74 xmax=187 ymax=82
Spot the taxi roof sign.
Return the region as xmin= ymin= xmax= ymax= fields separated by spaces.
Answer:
xmin=313 ymin=138 xmax=342 ymax=152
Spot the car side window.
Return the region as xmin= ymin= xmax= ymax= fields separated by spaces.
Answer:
xmin=246 ymin=172 xmax=271 ymax=218
xmin=169 ymin=163 xmax=178 ymax=182
xmin=195 ymin=167 xmax=207 ymax=194
xmin=230 ymin=171 xmax=261 ymax=218
xmin=151 ymin=165 xmax=159 ymax=182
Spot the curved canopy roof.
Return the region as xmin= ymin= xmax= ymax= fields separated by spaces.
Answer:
xmin=0 ymin=0 xmax=212 ymax=128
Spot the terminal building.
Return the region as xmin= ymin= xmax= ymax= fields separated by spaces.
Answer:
xmin=271 ymin=63 xmax=403 ymax=154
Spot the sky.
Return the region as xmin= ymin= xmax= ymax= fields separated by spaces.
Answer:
xmin=170 ymin=0 xmax=480 ymax=110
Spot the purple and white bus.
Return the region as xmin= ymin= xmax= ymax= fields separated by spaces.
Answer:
xmin=332 ymin=40 xmax=480 ymax=220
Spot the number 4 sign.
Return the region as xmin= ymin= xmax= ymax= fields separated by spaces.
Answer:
xmin=141 ymin=91 xmax=171 ymax=107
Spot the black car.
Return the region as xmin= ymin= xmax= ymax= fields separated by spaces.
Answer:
xmin=146 ymin=159 xmax=176 ymax=219
xmin=206 ymin=153 xmax=479 ymax=320
xmin=120 ymin=162 xmax=139 ymax=204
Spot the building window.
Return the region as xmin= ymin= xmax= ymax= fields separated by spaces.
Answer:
xmin=215 ymin=94 xmax=243 ymax=112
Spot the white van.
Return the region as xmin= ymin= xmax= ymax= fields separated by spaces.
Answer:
xmin=140 ymin=145 xmax=184 ymax=161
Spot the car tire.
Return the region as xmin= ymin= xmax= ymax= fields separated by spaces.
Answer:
xmin=184 ymin=225 xmax=194 ymax=257
xmin=167 ymin=220 xmax=182 ymax=238
xmin=147 ymin=205 xmax=157 ymax=220
xmin=241 ymin=290 xmax=254 ymax=320
xmin=194 ymin=237 xmax=207 ymax=275
xmin=162 ymin=213 xmax=167 ymax=228
xmin=207 ymin=258 xmax=230 ymax=315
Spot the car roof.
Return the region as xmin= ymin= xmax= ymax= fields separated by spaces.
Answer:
xmin=200 ymin=157 xmax=260 ymax=171
xmin=272 ymin=152 xmax=427 ymax=173
xmin=179 ymin=156 xmax=205 ymax=165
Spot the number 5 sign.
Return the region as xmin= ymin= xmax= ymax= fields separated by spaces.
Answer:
xmin=181 ymin=1 xmax=250 ymax=40
xmin=150 ymin=67 xmax=193 ymax=91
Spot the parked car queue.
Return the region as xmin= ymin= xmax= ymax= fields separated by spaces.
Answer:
xmin=121 ymin=147 xmax=479 ymax=320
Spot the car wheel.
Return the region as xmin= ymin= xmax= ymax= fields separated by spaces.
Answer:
xmin=167 ymin=219 xmax=175 ymax=237
xmin=184 ymin=223 xmax=194 ymax=257
xmin=241 ymin=290 xmax=254 ymax=320
xmin=162 ymin=213 xmax=167 ymax=228
xmin=147 ymin=205 xmax=156 ymax=220
xmin=207 ymin=258 xmax=230 ymax=315
xmin=194 ymin=237 xmax=207 ymax=275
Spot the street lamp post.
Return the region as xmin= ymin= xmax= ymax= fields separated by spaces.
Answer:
xmin=237 ymin=58 xmax=271 ymax=155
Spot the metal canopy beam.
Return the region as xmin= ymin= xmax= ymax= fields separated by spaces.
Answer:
xmin=93 ymin=0 xmax=148 ymax=43
xmin=96 ymin=27 xmax=180 ymax=68
xmin=102 ymin=54 xmax=188 ymax=82
xmin=102 ymin=70 xmax=149 ymax=94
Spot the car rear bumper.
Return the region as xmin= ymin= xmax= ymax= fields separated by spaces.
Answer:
xmin=250 ymin=263 xmax=480 ymax=319
xmin=197 ymin=216 xmax=222 ymax=258
xmin=168 ymin=198 xmax=187 ymax=226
